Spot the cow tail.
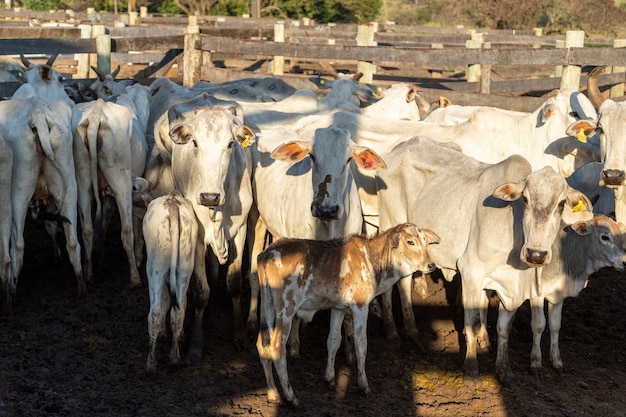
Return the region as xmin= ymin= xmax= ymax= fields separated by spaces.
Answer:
xmin=258 ymin=263 xmax=273 ymax=347
xmin=86 ymin=112 xmax=102 ymax=227
xmin=31 ymin=107 xmax=56 ymax=162
xmin=167 ymin=199 xmax=180 ymax=309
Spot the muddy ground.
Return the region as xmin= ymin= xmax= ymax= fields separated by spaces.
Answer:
xmin=0 ymin=218 xmax=625 ymax=417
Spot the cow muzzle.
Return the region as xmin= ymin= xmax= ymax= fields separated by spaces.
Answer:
xmin=199 ymin=192 xmax=222 ymax=207
xmin=524 ymin=248 xmax=548 ymax=267
xmin=311 ymin=204 xmax=339 ymax=221
xmin=601 ymin=169 xmax=625 ymax=187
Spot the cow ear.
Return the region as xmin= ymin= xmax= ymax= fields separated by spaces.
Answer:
xmin=355 ymin=86 xmax=380 ymax=103
xmin=352 ymin=146 xmax=386 ymax=170
xmin=8 ymin=69 xmax=25 ymax=83
xmin=570 ymin=220 xmax=592 ymax=236
xmin=169 ymin=123 xmax=193 ymax=145
xmin=309 ymin=76 xmax=333 ymax=90
xmin=539 ymin=103 xmax=556 ymax=124
xmin=566 ymin=119 xmax=597 ymax=143
xmin=420 ymin=228 xmax=441 ymax=245
xmin=270 ymin=141 xmax=311 ymax=162
xmin=234 ymin=126 xmax=256 ymax=148
xmin=562 ymin=190 xmax=594 ymax=224
xmin=493 ymin=180 xmax=526 ymax=201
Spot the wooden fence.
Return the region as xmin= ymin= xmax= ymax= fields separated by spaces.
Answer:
xmin=1 ymin=9 xmax=625 ymax=111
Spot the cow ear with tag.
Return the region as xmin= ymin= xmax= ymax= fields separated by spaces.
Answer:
xmin=562 ymin=190 xmax=594 ymax=224
xmin=565 ymin=119 xmax=597 ymax=143
xmin=352 ymin=146 xmax=386 ymax=170
xmin=271 ymin=141 xmax=312 ymax=163
xmin=570 ymin=220 xmax=592 ymax=236
xmin=235 ymin=126 xmax=256 ymax=148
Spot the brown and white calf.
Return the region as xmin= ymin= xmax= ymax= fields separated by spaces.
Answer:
xmin=255 ymin=223 xmax=440 ymax=406
xmin=144 ymin=190 xmax=199 ymax=373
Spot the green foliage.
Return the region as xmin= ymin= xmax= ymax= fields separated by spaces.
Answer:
xmin=153 ymin=0 xmax=184 ymax=14
xmin=23 ymin=0 xmax=65 ymax=10
xmin=210 ymin=0 xmax=248 ymax=16
xmin=262 ymin=0 xmax=381 ymax=23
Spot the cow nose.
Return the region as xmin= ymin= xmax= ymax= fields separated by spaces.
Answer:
xmin=602 ymin=169 xmax=625 ymax=186
xmin=525 ymin=249 xmax=548 ymax=266
xmin=311 ymin=205 xmax=339 ymax=220
xmin=199 ymin=192 xmax=221 ymax=207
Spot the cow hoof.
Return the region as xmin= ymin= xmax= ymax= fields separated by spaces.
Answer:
xmin=129 ymin=279 xmax=142 ymax=289
xmin=530 ymin=367 xmax=543 ymax=379
xmin=498 ymin=377 xmax=518 ymax=390
xmin=463 ymin=373 xmax=482 ymax=389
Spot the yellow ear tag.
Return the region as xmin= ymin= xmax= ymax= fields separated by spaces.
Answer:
xmin=573 ymin=199 xmax=586 ymax=213
xmin=241 ymin=135 xmax=250 ymax=148
xmin=320 ymin=79 xmax=325 ymax=84
xmin=577 ymin=127 xmax=587 ymax=143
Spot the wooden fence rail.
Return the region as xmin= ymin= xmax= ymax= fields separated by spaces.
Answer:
xmin=0 ymin=13 xmax=625 ymax=111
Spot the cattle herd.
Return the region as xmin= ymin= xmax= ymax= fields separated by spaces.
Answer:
xmin=1 ymin=53 xmax=625 ymax=407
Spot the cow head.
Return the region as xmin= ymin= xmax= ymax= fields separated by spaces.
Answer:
xmin=11 ymin=53 xmax=74 ymax=106
xmin=270 ymin=126 xmax=385 ymax=221
xmin=494 ymin=166 xmax=593 ymax=267
xmin=569 ymin=215 xmax=626 ymax=272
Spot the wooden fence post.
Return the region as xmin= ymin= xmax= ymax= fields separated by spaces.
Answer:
xmin=560 ymin=30 xmax=585 ymax=90
xmin=183 ymin=18 xmax=201 ymax=87
xmin=610 ymin=39 xmax=626 ymax=98
xmin=90 ymin=24 xmax=107 ymax=74
xmin=356 ymin=23 xmax=377 ymax=83
xmin=96 ymin=33 xmax=111 ymax=75
xmin=272 ymin=22 xmax=285 ymax=76
xmin=466 ymin=32 xmax=483 ymax=83
xmin=480 ymin=42 xmax=491 ymax=94
xmin=76 ymin=24 xmax=91 ymax=79
xmin=554 ymin=39 xmax=564 ymax=78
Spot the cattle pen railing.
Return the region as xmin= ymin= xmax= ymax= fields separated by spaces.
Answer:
xmin=1 ymin=11 xmax=626 ymax=111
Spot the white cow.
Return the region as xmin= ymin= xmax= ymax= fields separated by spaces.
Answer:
xmin=192 ymin=76 xmax=297 ymax=102
xmin=292 ymin=89 xmax=599 ymax=235
xmin=12 ymin=53 xmax=75 ymax=106
xmin=360 ymin=83 xmax=430 ymax=121
xmin=73 ymin=98 xmax=141 ymax=288
xmin=567 ymin=66 xmax=626 ymax=225
xmin=245 ymin=126 xmax=387 ymax=340
xmin=0 ymin=137 xmax=12 ymax=312
xmin=90 ymin=65 xmax=135 ymax=99
xmin=144 ymin=190 xmax=199 ymax=373
xmin=421 ymin=96 xmax=527 ymax=125
xmin=375 ymin=137 xmax=593 ymax=386
xmin=256 ymin=223 xmax=440 ymax=406
xmin=0 ymin=84 xmax=84 ymax=311
xmin=166 ymin=103 xmax=256 ymax=352
xmin=496 ymin=215 xmax=626 ymax=386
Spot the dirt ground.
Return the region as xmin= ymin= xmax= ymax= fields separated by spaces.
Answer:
xmin=1 ymin=218 xmax=625 ymax=417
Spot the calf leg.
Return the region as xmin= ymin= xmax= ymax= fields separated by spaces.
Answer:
xmin=495 ymin=305 xmax=517 ymax=389
xmin=351 ymin=306 xmax=371 ymax=394
xmin=462 ymin=286 xmax=489 ymax=387
xmin=325 ymin=309 xmax=346 ymax=386
xmin=530 ymin=296 xmax=546 ymax=377
xmin=187 ymin=239 xmax=211 ymax=362
xmin=146 ymin=255 xmax=169 ymax=372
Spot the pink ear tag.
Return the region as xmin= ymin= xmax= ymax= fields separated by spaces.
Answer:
xmin=363 ymin=154 xmax=374 ymax=169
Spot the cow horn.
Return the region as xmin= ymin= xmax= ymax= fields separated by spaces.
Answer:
xmin=111 ymin=65 xmax=121 ymax=78
xmin=352 ymin=72 xmax=364 ymax=82
xmin=91 ymin=65 xmax=107 ymax=81
xmin=46 ymin=52 xmax=59 ymax=67
xmin=20 ymin=53 xmax=32 ymax=68
xmin=587 ymin=65 xmax=607 ymax=109
xmin=317 ymin=69 xmax=338 ymax=79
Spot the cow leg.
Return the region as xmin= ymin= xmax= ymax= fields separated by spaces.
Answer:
xmin=351 ymin=306 xmax=371 ymax=394
xmin=170 ymin=269 xmax=193 ymax=367
xmin=108 ymin=174 xmax=142 ymax=289
xmin=495 ymin=304 xmax=517 ymax=389
xmin=187 ymin=239 xmax=211 ymax=362
xmin=529 ymin=296 xmax=546 ymax=377
xmin=462 ymin=285 xmax=489 ymax=387
xmin=256 ymin=329 xmax=281 ymax=404
xmin=325 ymin=309 xmax=346 ymax=387
xmin=72 ymin=136 xmax=95 ymax=284
xmin=397 ymin=274 xmax=426 ymax=352
xmin=287 ymin=317 xmax=302 ymax=358
xmin=246 ymin=213 xmax=268 ymax=332
xmin=132 ymin=214 xmax=145 ymax=268
xmin=271 ymin=314 xmax=299 ymax=406
xmin=380 ymin=286 xmax=400 ymax=340
xmin=225 ymin=228 xmax=247 ymax=351
xmin=146 ymin=258 xmax=169 ymax=373
xmin=0 ymin=142 xmax=11 ymax=314
xmin=547 ymin=299 xmax=565 ymax=372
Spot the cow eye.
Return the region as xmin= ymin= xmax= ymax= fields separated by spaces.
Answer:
xmin=309 ymin=154 xmax=316 ymax=163
xmin=569 ymin=111 xmax=580 ymax=118
xmin=191 ymin=139 xmax=198 ymax=148
xmin=104 ymin=87 xmax=111 ymax=96
xmin=558 ymin=200 xmax=566 ymax=212
xmin=522 ymin=196 xmax=528 ymax=207
xmin=601 ymin=234 xmax=611 ymax=242
xmin=407 ymin=239 xmax=415 ymax=246
xmin=347 ymin=156 xmax=353 ymax=164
